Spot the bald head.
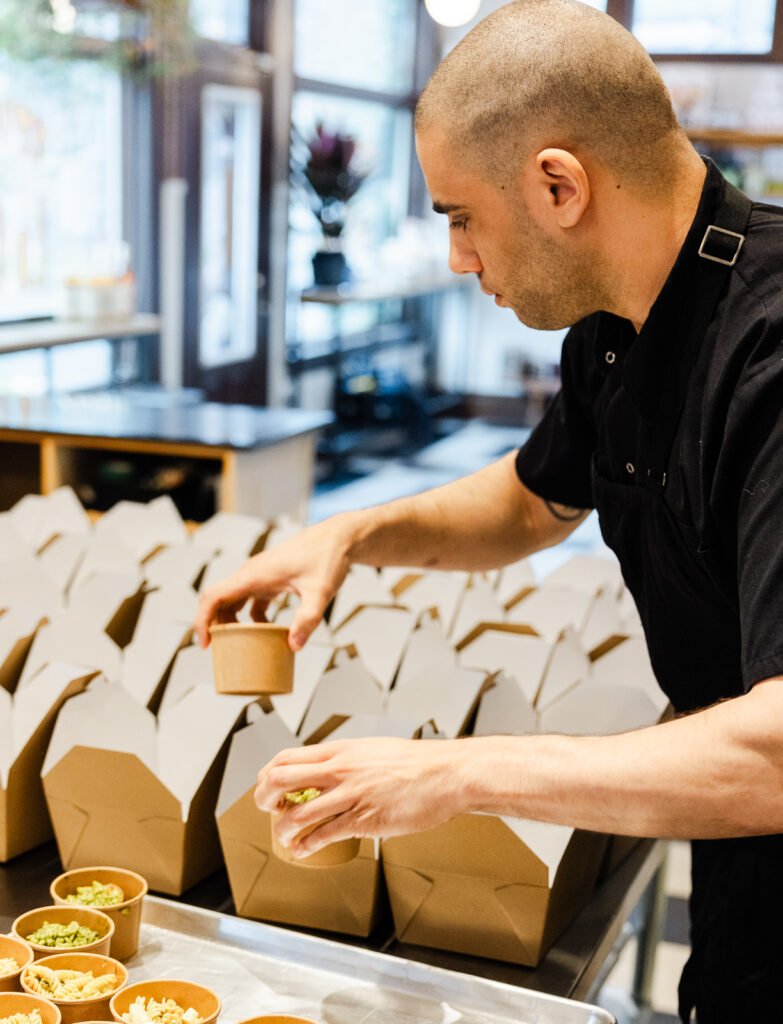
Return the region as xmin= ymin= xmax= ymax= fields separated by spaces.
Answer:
xmin=416 ymin=0 xmax=684 ymax=195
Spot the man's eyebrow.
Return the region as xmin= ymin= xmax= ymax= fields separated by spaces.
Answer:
xmin=432 ymin=202 xmax=466 ymax=215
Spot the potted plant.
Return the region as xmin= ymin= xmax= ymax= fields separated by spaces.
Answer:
xmin=293 ymin=121 xmax=368 ymax=286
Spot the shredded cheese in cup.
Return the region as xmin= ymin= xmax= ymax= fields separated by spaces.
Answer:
xmin=0 ymin=957 xmax=19 ymax=977
xmin=283 ymin=788 xmax=321 ymax=805
xmin=122 ymin=996 xmax=203 ymax=1024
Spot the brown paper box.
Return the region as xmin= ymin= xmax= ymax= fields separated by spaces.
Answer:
xmin=216 ymin=705 xmax=387 ymax=936
xmin=42 ymin=681 xmax=252 ymax=894
xmin=0 ymin=664 xmax=98 ymax=862
xmin=0 ymin=608 xmax=46 ymax=694
xmin=382 ymin=813 xmax=607 ymax=967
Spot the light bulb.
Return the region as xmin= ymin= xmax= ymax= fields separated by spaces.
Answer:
xmin=424 ymin=0 xmax=481 ymax=28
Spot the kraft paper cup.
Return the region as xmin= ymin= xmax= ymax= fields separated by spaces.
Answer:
xmin=209 ymin=623 xmax=294 ymax=695
xmin=0 ymin=934 xmax=34 ymax=993
xmin=0 ymin=992 xmax=62 ymax=1024
xmin=12 ymin=906 xmax=114 ymax=961
xmin=270 ymin=811 xmax=360 ymax=869
xmin=50 ymin=866 xmax=148 ymax=963
xmin=21 ymin=951 xmax=128 ymax=1024
xmin=110 ymin=980 xmax=221 ymax=1024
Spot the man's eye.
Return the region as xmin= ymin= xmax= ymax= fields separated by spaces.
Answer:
xmin=449 ymin=219 xmax=468 ymax=232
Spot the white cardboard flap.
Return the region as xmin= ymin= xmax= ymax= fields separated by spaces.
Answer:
xmin=134 ymin=585 xmax=199 ymax=634
xmin=386 ymin=665 xmax=488 ymax=738
xmin=0 ymin=555 xmax=64 ymax=609
xmin=495 ymin=558 xmax=537 ymax=609
xmin=158 ymin=644 xmax=214 ymax=713
xmin=542 ymin=555 xmax=623 ymax=598
xmin=69 ymin=571 xmax=142 ymax=632
xmin=121 ymin=619 xmax=191 ymax=708
xmin=581 ymin=588 xmax=623 ymax=654
xmin=143 ymin=545 xmax=211 ymax=590
xmin=10 ymin=487 xmax=90 ymax=549
xmin=271 ymin=642 xmax=334 ymax=735
xmin=95 ymin=497 xmax=187 ymax=561
xmin=333 ymin=606 xmax=416 ymax=691
xmin=536 ymin=628 xmax=590 ymax=712
xmin=539 ymin=681 xmax=661 ymax=736
xmin=500 ymin=817 xmax=575 ymax=885
xmin=193 ymin=512 xmax=268 ymax=557
xmin=507 ymin=588 xmax=593 ymax=641
xmin=299 ymin=656 xmax=384 ymax=742
xmin=216 ymin=705 xmax=298 ymax=816
xmin=11 ymin=662 xmax=97 ymax=765
xmin=274 ymin=600 xmax=333 ymax=648
xmin=393 ymin=571 xmax=470 ymax=636
xmin=329 ymin=566 xmax=395 ymax=630
xmin=450 ymin=580 xmax=506 ymax=646
xmin=39 ymin=534 xmax=89 ymax=594
xmin=70 ymin=531 xmax=141 ymax=592
xmin=380 ymin=567 xmax=416 ymax=590
xmin=396 ymin=614 xmax=457 ymax=690
xmin=458 ymin=627 xmax=551 ymax=704
xmin=42 ymin=678 xmax=156 ymax=778
xmin=20 ymin=611 xmax=121 ymax=687
xmin=327 ymin=714 xmax=422 ymax=741
xmin=473 ymin=672 xmax=538 ymax=737
xmin=0 ymin=606 xmax=46 ymax=688
xmin=0 ymin=514 xmax=30 ymax=562
xmin=591 ymin=636 xmax=668 ymax=715
xmin=198 ymin=551 xmax=248 ymax=594
xmin=157 ymin=686 xmax=250 ymax=817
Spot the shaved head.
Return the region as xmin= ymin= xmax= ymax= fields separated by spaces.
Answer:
xmin=416 ymin=0 xmax=683 ymax=194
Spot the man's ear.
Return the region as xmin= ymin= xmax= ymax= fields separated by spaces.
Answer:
xmin=526 ymin=148 xmax=590 ymax=230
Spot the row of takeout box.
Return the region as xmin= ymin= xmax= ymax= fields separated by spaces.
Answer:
xmin=0 ymin=487 xmax=667 ymax=968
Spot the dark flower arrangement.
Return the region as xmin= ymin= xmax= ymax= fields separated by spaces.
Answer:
xmin=293 ymin=122 xmax=368 ymax=242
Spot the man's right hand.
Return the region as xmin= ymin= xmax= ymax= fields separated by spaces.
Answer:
xmin=194 ymin=513 xmax=358 ymax=651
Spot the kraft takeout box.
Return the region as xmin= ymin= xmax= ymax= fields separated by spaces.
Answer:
xmin=8 ymin=487 xmax=90 ymax=551
xmin=68 ymin=572 xmax=146 ymax=649
xmin=120 ymin=616 xmax=192 ymax=712
xmin=198 ymin=550 xmax=249 ymax=594
xmin=390 ymin=570 xmax=470 ymax=635
xmin=473 ymin=672 xmax=539 ymax=737
xmin=0 ymin=514 xmax=30 ymax=563
xmin=382 ymin=813 xmax=607 ymax=967
xmin=332 ymin=606 xmax=416 ymax=692
xmin=328 ymin=566 xmax=394 ymax=631
xmin=94 ymin=496 xmax=187 ymax=563
xmin=19 ymin=612 xmax=121 ymax=688
xmin=541 ymin=554 xmax=624 ymax=599
xmin=42 ymin=680 xmax=253 ymax=894
xmin=0 ymin=663 xmax=98 ymax=862
xmin=270 ymin=641 xmax=334 ymax=735
xmin=0 ymin=556 xmax=64 ymax=619
xmin=69 ymin=534 xmax=140 ymax=596
xmin=507 ymin=587 xmax=622 ymax=655
xmin=298 ymin=650 xmax=384 ymax=743
xmin=142 ymin=544 xmax=212 ymax=591
xmin=449 ymin=579 xmax=506 ymax=646
xmin=216 ymin=704 xmax=387 ymax=936
xmin=192 ymin=512 xmax=268 ymax=558
xmin=0 ymin=607 xmax=47 ymax=694
xmin=39 ymin=534 xmax=90 ymax=594
xmin=493 ymin=557 xmax=537 ymax=610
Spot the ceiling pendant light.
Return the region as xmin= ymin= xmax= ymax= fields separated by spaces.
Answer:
xmin=424 ymin=0 xmax=481 ymax=29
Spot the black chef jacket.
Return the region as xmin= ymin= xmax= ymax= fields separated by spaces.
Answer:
xmin=515 ymin=160 xmax=783 ymax=1023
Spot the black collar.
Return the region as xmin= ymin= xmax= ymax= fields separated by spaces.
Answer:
xmin=599 ymin=160 xmax=729 ymax=423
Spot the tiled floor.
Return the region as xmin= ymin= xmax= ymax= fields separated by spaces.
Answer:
xmin=312 ymin=420 xmax=693 ymax=1023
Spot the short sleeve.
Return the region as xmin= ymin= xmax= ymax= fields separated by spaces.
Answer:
xmin=716 ymin=344 xmax=783 ymax=689
xmin=515 ymin=319 xmax=598 ymax=509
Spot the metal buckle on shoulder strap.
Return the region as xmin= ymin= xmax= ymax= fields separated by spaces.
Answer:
xmin=698 ymin=224 xmax=745 ymax=267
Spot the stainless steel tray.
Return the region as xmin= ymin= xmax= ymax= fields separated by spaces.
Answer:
xmin=135 ymin=896 xmax=615 ymax=1024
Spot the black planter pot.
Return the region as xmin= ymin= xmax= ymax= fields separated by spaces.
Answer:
xmin=312 ymin=250 xmax=350 ymax=286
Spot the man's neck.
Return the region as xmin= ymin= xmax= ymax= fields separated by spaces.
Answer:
xmin=602 ymin=150 xmax=708 ymax=333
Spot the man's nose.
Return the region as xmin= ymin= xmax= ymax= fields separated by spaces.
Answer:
xmin=448 ymin=235 xmax=482 ymax=275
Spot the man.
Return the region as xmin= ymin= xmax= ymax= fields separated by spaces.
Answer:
xmin=195 ymin=2 xmax=783 ymax=1019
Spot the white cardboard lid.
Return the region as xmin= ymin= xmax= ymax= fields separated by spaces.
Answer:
xmin=68 ymin=571 xmax=142 ymax=631
xmin=0 ymin=687 xmax=12 ymax=780
xmin=134 ymin=584 xmax=199 ymax=634
xmin=192 ymin=512 xmax=268 ymax=557
xmin=500 ymin=816 xmax=575 ymax=885
xmin=507 ymin=588 xmax=593 ymax=641
xmin=271 ymin=641 xmax=334 ymax=734
xmin=536 ymin=628 xmax=590 ymax=711
xmin=0 ymin=606 xmax=46 ymax=682
xmin=19 ymin=610 xmax=121 ymax=688
xmin=329 ymin=565 xmax=395 ymax=630
xmin=158 ymin=643 xmax=214 ymax=713
xmin=539 ymin=680 xmax=661 ymax=736
xmin=459 ymin=628 xmax=552 ymax=704
xmin=494 ymin=558 xmax=537 ymax=608
xmin=95 ymin=496 xmax=187 ymax=561
xmin=121 ymin=619 xmax=191 ymax=708
xmin=11 ymin=662 xmax=96 ymax=766
xmin=216 ymin=704 xmax=298 ymax=816
xmin=70 ymin=531 xmax=141 ymax=592
xmin=327 ymin=713 xmax=422 ymax=741
xmin=299 ymin=653 xmax=384 ymax=742
xmin=333 ymin=605 xmax=416 ymax=691
xmin=396 ymin=614 xmax=457 ymax=690
xmin=394 ymin=570 xmax=470 ymax=636
xmin=143 ymin=545 xmax=211 ymax=589
xmin=386 ymin=665 xmax=487 ymax=738
xmin=198 ymin=551 xmax=249 ymax=594
xmin=0 ymin=514 xmax=30 ymax=562
xmin=473 ymin=672 xmax=538 ymax=737
xmin=9 ymin=487 xmax=90 ymax=550
xmin=450 ymin=579 xmax=507 ymax=645
xmin=39 ymin=534 xmax=89 ymax=594
xmin=591 ymin=635 xmax=669 ymax=714
xmin=542 ymin=554 xmax=623 ymax=597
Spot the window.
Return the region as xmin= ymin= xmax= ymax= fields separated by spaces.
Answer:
xmin=294 ymin=0 xmax=418 ymax=94
xmin=0 ymin=57 xmax=123 ymax=321
xmin=189 ymin=0 xmax=249 ymax=45
xmin=632 ymin=0 xmax=777 ymax=55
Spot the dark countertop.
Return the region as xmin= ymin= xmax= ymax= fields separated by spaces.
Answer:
xmin=0 ymin=392 xmax=333 ymax=452
xmin=0 ymin=838 xmax=664 ymax=1003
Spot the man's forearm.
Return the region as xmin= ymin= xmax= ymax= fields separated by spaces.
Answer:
xmin=463 ymin=677 xmax=783 ymax=839
xmin=339 ymin=452 xmax=583 ymax=573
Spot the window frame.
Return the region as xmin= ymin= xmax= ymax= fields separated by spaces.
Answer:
xmin=607 ymin=0 xmax=783 ymax=62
